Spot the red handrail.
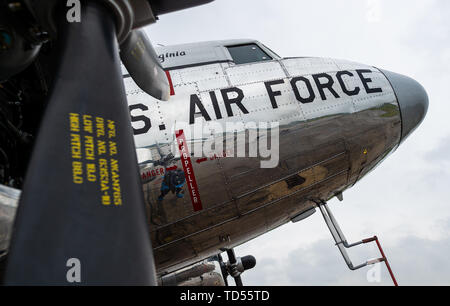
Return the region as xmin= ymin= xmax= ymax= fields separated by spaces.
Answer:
xmin=363 ymin=236 xmax=398 ymax=286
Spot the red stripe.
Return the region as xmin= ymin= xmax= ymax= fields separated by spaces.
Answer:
xmin=175 ymin=130 xmax=203 ymax=211
xmin=165 ymin=70 xmax=175 ymax=96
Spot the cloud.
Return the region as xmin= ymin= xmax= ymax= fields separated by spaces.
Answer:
xmin=366 ymin=0 xmax=382 ymax=23
xmin=425 ymin=135 xmax=450 ymax=163
xmin=242 ymin=219 xmax=450 ymax=285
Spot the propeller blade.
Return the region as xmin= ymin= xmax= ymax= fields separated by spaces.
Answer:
xmin=120 ymin=29 xmax=170 ymax=101
xmin=3 ymin=1 xmax=156 ymax=285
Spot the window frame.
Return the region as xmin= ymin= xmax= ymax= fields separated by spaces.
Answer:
xmin=225 ymin=42 xmax=280 ymax=66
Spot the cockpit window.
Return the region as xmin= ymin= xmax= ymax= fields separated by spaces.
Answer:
xmin=227 ymin=43 xmax=272 ymax=65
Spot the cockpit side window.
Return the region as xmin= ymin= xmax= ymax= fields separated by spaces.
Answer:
xmin=226 ymin=43 xmax=272 ymax=65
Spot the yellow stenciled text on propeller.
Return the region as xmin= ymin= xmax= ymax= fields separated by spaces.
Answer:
xmin=84 ymin=135 xmax=95 ymax=161
xmin=97 ymin=140 xmax=107 ymax=156
xmin=107 ymin=119 xmax=116 ymax=139
xmin=69 ymin=113 xmax=80 ymax=132
xmin=72 ymin=161 xmax=83 ymax=184
xmin=83 ymin=114 xmax=93 ymax=134
xmin=70 ymin=133 xmax=82 ymax=160
xmin=96 ymin=117 xmax=105 ymax=138
xmin=99 ymin=158 xmax=111 ymax=205
xmin=110 ymin=158 xmax=122 ymax=206
xmin=86 ymin=163 xmax=96 ymax=182
xmin=109 ymin=140 xmax=118 ymax=156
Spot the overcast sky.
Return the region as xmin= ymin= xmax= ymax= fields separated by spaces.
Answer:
xmin=145 ymin=0 xmax=450 ymax=285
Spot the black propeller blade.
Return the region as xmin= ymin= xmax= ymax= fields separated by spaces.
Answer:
xmin=3 ymin=1 xmax=156 ymax=285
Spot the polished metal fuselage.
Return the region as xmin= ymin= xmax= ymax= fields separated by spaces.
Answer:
xmin=0 ymin=56 xmax=401 ymax=274
xmin=127 ymin=56 xmax=401 ymax=275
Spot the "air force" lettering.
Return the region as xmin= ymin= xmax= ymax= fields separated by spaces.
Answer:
xmin=129 ymin=69 xmax=383 ymax=133
xmin=190 ymin=87 xmax=249 ymax=124
xmin=189 ymin=69 xmax=382 ymax=123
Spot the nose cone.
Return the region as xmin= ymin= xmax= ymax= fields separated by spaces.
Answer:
xmin=381 ymin=70 xmax=429 ymax=143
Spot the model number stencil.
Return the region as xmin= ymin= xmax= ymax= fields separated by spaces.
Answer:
xmin=69 ymin=113 xmax=122 ymax=206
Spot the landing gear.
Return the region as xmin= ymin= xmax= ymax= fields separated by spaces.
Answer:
xmin=315 ymin=200 xmax=398 ymax=286
xmin=158 ymin=252 xmax=256 ymax=286
xmin=218 ymin=249 xmax=256 ymax=286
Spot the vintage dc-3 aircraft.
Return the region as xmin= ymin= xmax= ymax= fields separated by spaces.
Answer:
xmin=0 ymin=0 xmax=427 ymax=285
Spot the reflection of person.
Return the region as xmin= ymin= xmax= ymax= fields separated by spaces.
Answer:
xmin=158 ymin=169 xmax=186 ymax=201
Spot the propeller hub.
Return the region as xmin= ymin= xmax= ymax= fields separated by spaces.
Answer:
xmin=24 ymin=0 xmax=157 ymax=43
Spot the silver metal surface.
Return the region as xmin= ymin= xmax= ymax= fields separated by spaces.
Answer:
xmin=0 ymin=40 xmax=424 ymax=278
xmin=318 ymin=202 xmax=369 ymax=270
xmin=159 ymin=259 xmax=224 ymax=286
xmin=380 ymin=69 xmax=429 ymax=143
xmin=291 ymin=208 xmax=316 ymax=223
xmin=0 ymin=185 xmax=20 ymax=254
xmin=126 ymin=50 xmax=403 ymax=274
xmin=153 ymin=39 xmax=281 ymax=69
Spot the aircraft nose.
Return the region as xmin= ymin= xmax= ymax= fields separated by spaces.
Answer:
xmin=381 ymin=70 xmax=429 ymax=143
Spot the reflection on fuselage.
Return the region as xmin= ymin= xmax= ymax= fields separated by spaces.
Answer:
xmin=127 ymin=56 xmax=402 ymax=274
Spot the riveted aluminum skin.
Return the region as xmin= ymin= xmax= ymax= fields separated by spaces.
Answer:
xmin=1 ymin=39 xmax=422 ymax=277
xmin=126 ymin=41 xmax=403 ymax=274
xmin=0 ymin=185 xmax=20 ymax=256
